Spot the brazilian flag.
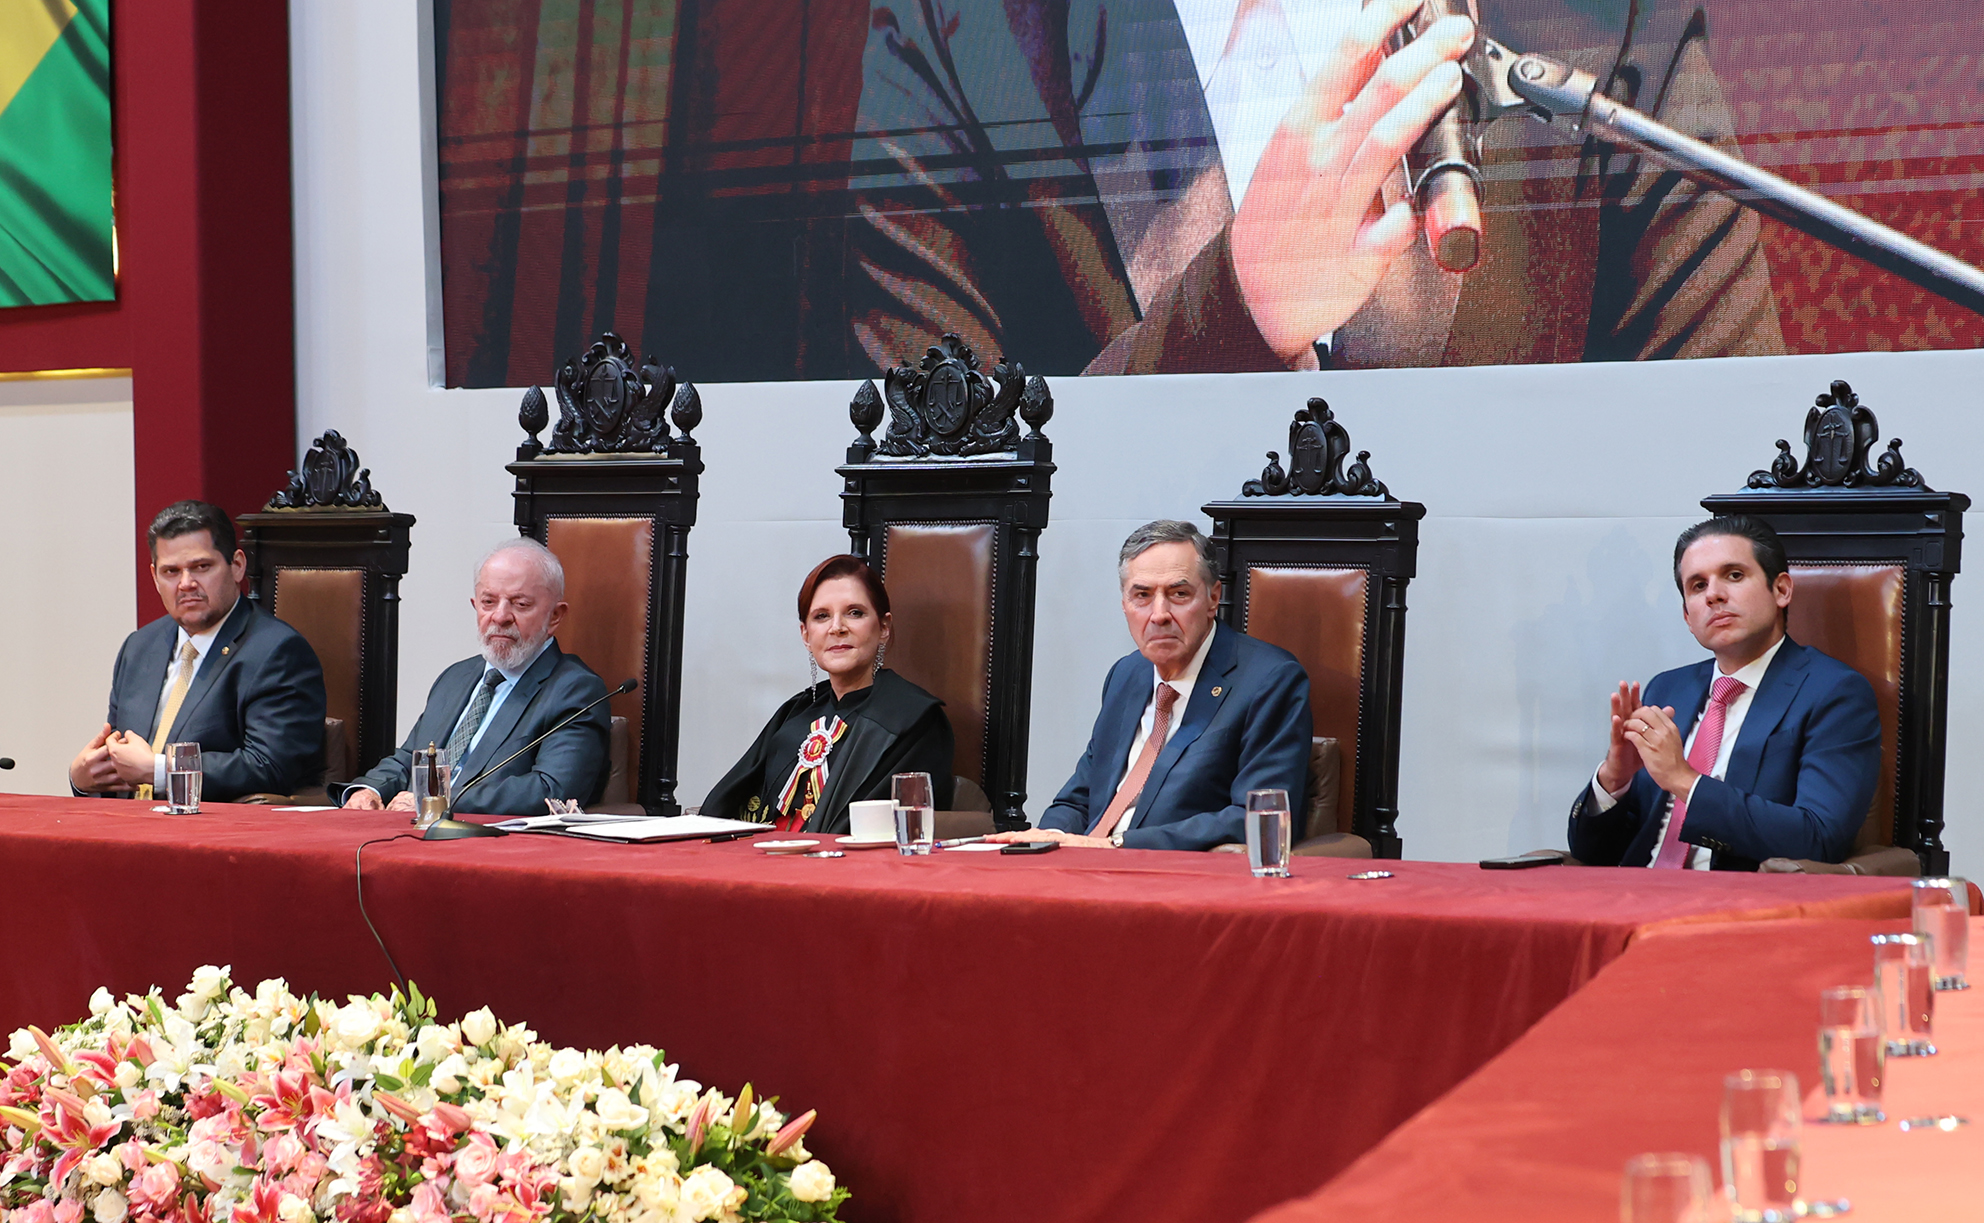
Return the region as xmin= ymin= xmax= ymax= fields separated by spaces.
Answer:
xmin=0 ymin=0 xmax=112 ymax=306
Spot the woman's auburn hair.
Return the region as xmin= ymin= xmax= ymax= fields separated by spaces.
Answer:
xmin=796 ymin=554 xmax=891 ymax=622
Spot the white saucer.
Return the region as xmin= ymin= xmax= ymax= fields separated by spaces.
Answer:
xmin=758 ymin=839 xmax=820 ymax=854
xmin=835 ymin=836 xmax=896 ymax=850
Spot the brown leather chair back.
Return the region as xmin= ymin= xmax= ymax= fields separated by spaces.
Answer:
xmin=1242 ymin=567 xmax=1367 ymax=837
xmin=1785 ymin=563 xmax=1904 ymax=851
xmin=543 ymin=517 xmax=653 ymax=781
xmin=876 ymin=523 xmax=994 ymax=785
xmin=271 ymin=567 xmax=366 ymax=769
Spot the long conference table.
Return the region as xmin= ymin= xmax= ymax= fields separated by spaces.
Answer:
xmin=0 ymin=795 xmax=1935 ymax=1223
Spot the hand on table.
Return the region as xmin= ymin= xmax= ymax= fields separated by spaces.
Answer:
xmin=985 ymin=828 xmax=1116 ymax=849
xmin=1621 ymin=704 xmax=1698 ymax=801
xmin=69 ymin=724 xmax=122 ymax=792
xmin=1230 ymin=0 xmax=1474 ymax=364
xmin=1594 ymin=681 xmax=1644 ymax=794
xmin=386 ymin=791 xmax=418 ymax=813
xmin=342 ymin=787 xmax=384 ymax=810
xmin=106 ymin=731 xmax=157 ymax=787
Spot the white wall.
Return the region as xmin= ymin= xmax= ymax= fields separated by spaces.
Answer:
xmin=0 ymin=376 xmax=135 ymax=795
xmin=288 ymin=1 xmax=1984 ymax=867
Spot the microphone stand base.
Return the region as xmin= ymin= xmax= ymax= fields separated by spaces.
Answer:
xmin=421 ymin=818 xmax=510 ymax=841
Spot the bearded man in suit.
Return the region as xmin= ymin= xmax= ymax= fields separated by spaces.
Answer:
xmin=70 ymin=500 xmax=327 ymax=802
xmin=340 ymin=538 xmax=609 ymax=817
xmin=848 ymin=0 xmax=1782 ymax=375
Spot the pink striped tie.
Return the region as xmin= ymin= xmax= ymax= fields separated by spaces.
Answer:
xmin=1653 ymin=676 xmax=1747 ymax=868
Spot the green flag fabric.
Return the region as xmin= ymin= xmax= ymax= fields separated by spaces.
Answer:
xmin=0 ymin=0 xmax=113 ymax=307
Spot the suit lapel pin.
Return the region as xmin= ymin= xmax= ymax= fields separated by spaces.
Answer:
xmin=1211 ymin=686 xmax=1222 ymax=697
xmin=221 ymin=646 xmax=231 ymax=656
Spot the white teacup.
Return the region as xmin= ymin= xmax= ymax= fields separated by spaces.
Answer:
xmin=849 ymin=799 xmax=896 ymax=842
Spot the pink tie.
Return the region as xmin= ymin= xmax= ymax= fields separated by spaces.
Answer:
xmin=1090 ymin=684 xmax=1180 ymax=837
xmin=1653 ymin=676 xmax=1747 ymax=868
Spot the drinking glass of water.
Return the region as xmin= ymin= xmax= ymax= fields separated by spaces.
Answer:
xmin=1621 ymin=1152 xmax=1712 ymax=1223
xmin=1816 ymin=986 xmax=1884 ymax=1124
xmin=1245 ymin=788 xmax=1292 ymax=878
xmin=1912 ymin=877 xmax=1971 ymax=991
xmin=165 ymin=742 xmax=202 ymax=814
xmin=1871 ymin=932 xmax=1937 ymax=1057
xmin=1720 ymin=1069 xmax=1801 ymax=1223
xmin=411 ymin=744 xmax=451 ymax=830
xmin=892 ymin=771 xmax=934 ymax=856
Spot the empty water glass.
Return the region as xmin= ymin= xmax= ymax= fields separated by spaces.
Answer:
xmin=165 ymin=742 xmax=202 ymax=814
xmin=1911 ymin=877 xmax=1971 ymax=991
xmin=1871 ymin=932 xmax=1936 ymax=1057
xmin=1621 ymin=1152 xmax=1713 ymax=1223
xmin=1720 ymin=1069 xmax=1801 ymax=1223
xmin=1816 ymin=986 xmax=1884 ymax=1124
xmin=1245 ymin=788 xmax=1292 ymax=877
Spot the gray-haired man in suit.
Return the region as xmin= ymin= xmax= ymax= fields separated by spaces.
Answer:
xmin=341 ymin=539 xmax=610 ymax=817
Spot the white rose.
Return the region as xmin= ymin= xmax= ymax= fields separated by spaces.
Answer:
xmin=430 ymin=1053 xmax=471 ymax=1096
xmin=113 ymin=1061 xmax=141 ymax=1091
xmin=461 ymin=1008 xmax=498 ymax=1048
xmin=276 ymin=1193 xmax=313 ymax=1223
xmin=650 ymin=1080 xmax=700 ymax=1126
xmin=567 ymin=1146 xmax=607 ymax=1186
xmin=332 ymin=1002 xmax=382 ymax=1049
xmin=93 ymin=1189 xmax=129 ymax=1223
xmin=787 ymin=1160 xmax=835 ymax=1204
xmin=677 ymin=1167 xmax=737 ymax=1222
xmin=593 ymin=1087 xmax=649 ymax=1132
xmin=83 ymin=1097 xmax=115 ymax=1130
xmin=189 ymin=965 xmax=230 ymax=1001
xmin=90 ymin=987 xmax=116 ymax=1016
xmin=547 ymin=1047 xmax=589 ymax=1086
xmin=629 ymin=1164 xmax=681 ymax=1210
xmin=413 ymin=1025 xmax=456 ymax=1064
xmin=85 ymin=1153 xmax=124 ymax=1186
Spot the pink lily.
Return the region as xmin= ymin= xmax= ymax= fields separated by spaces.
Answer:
xmin=765 ymin=1109 xmax=816 ymax=1157
xmin=42 ymin=1093 xmax=122 ymax=1186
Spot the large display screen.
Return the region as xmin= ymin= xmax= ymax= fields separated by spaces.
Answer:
xmin=435 ymin=0 xmax=1982 ymax=385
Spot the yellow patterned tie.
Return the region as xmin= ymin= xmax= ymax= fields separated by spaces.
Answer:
xmin=136 ymin=641 xmax=199 ymax=800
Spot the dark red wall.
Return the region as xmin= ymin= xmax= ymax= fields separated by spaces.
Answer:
xmin=0 ymin=0 xmax=296 ymax=622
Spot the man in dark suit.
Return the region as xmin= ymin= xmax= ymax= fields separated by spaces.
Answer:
xmin=991 ymin=520 xmax=1311 ymax=851
xmin=69 ymin=500 xmax=327 ymax=802
xmin=341 ymin=539 xmax=609 ymax=817
xmin=1569 ymin=516 xmax=1881 ymax=870
xmin=849 ymin=0 xmax=1781 ymax=377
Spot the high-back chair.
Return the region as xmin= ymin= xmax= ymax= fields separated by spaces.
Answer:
xmin=1202 ymin=399 xmax=1424 ymax=859
xmin=239 ymin=431 xmax=414 ymax=794
xmin=507 ymin=332 xmax=705 ymax=815
xmin=838 ymin=333 xmax=1055 ymax=833
xmin=1703 ymin=379 xmax=1966 ymax=875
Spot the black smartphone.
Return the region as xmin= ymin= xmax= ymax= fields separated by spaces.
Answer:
xmin=1479 ymin=853 xmax=1562 ymax=870
xmin=1000 ymin=840 xmax=1059 ymax=855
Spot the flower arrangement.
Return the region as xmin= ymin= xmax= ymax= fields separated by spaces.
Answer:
xmin=0 ymin=970 xmax=846 ymax=1223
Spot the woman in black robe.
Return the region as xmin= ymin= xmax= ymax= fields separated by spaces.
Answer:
xmin=702 ymin=555 xmax=954 ymax=834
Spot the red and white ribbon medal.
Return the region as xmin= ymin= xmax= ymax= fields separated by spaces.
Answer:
xmin=776 ymin=715 xmax=849 ymax=822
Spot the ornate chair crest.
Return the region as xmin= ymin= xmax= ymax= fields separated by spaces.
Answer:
xmin=268 ymin=430 xmax=384 ymax=509
xmin=518 ymin=332 xmax=702 ymax=457
xmin=851 ymin=333 xmax=1053 ymax=460
xmin=1241 ymin=399 xmax=1388 ymax=497
xmin=1747 ymin=380 xmax=1924 ymax=490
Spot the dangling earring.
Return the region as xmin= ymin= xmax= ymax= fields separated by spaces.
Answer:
xmin=873 ymin=639 xmax=887 ymax=675
xmin=809 ymin=653 xmax=820 ymax=691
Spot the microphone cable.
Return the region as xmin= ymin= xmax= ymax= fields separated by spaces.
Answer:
xmin=354 ymin=833 xmax=421 ymax=994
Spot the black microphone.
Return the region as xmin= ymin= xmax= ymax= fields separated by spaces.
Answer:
xmin=422 ymin=677 xmax=639 ymax=841
xmin=0 ymin=758 xmax=14 ymax=770
xmin=1399 ymin=0 xmax=1484 ymax=272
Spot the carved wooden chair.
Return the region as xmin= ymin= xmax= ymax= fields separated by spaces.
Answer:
xmin=507 ymin=332 xmax=705 ymax=815
xmin=1704 ymin=379 xmax=1966 ymax=876
xmin=1202 ymin=399 xmax=1424 ymax=859
xmin=238 ymin=431 xmax=414 ymax=801
xmin=838 ymin=333 xmax=1055 ymax=834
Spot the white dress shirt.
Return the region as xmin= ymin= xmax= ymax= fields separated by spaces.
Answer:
xmin=1175 ymin=0 xmax=1364 ymax=212
xmin=1106 ymin=624 xmax=1221 ymax=829
xmin=1592 ymin=634 xmax=1788 ymax=870
xmin=148 ymin=603 xmax=235 ymax=788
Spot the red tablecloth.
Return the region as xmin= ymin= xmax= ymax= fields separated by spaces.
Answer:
xmin=0 ymin=795 xmax=1923 ymax=1223
xmin=1258 ymin=917 xmax=1984 ymax=1221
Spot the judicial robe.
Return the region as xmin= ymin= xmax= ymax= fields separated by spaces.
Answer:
xmin=701 ymin=669 xmax=955 ymax=835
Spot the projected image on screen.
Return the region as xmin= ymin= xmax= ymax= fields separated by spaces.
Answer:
xmin=435 ymin=0 xmax=1982 ymax=386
